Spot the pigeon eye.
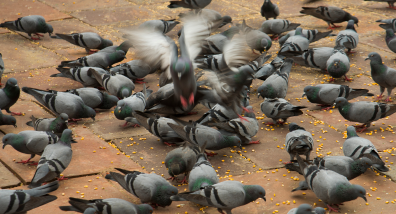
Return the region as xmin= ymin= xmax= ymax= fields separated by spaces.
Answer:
xmin=259 ymin=192 xmax=263 ymax=195
xmin=171 ymin=191 xmax=175 ymax=194
xmin=359 ymin=191 xmax=363 ymax=194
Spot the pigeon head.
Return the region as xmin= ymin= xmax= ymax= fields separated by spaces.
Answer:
xmin=101 ymin=92 xmax=119 ymax=109
xmin=114 ymin=100 xmax=132 ymax=120
xmin=83 ymin=105 xmax=96 ymax=121
xmin=260 ymin=38 xmax=272 ymax=53
xmin=291 ymin=180 xmax=309 ymax=192
xmin=351 ymin=185 xmax=367 ymax=202
xmin=314 ymin=207 xmax=326 ymax=214
xmin=288 ymin=122 xmax=305 ymax=132
xmin=46 ymin=23 xmax=54 ymax=35
xmin=137 ymin=204 xmax=154 ymax=214
xmin=346 ymin=126 xmax=359 ymax=138
xmin=5 ymin=78 xmax=21 ymax=98
xmin=109 ymin=50 xmax=127 ymax=64
xmin=302 ymin=85 xmax=318 ymax=100
xmin=60 ymin=129 xmax=73 ymax=146
xmin=59 ymin=113 xmax=69 ymax=122
xmin=117 ymin=41 xmax=133 ymax=53
xmin=350 ymin=16 xmax=359 ymax=27
xmin=169 ymin=160 xmax=185 ymax=177
xmin=295 ymin=204 xmax=313 ymax=214
xmin=101 ymin=39 xmax=114 ymax=49
xmin=365 ymin=52 xmax=381 ymax=63
xmin=119 ymin=87 xmax=132 ymax=99
xmin=352 ymin=157 xmax=373 ymax=174
xmin=155 ymin=185 xmax=178 ymax=207
xmin=174 ymin=60 xmax=189 ymax=78
xmin=2 ymin=133 xmax=24 ymax=149
xmin=221 ymin=15 xmax=233 ymax=26
xmin=333 ymin=97 xmax=348 ymax=108
xmin=226 ymin=135 xmax=242 ymax=149
xmin=243 ymin=185 xmax=266 ymax=203
xmin=294 ymin=27 xmax=303 ymax=36
xmin=346 ymin=19 xmax=357 ymax=31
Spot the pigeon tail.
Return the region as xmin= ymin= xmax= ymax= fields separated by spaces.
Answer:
xmin=24 ymin=181 xmax=60 ymax=197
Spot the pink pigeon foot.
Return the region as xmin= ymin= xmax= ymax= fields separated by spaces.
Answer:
xmin=186 ymin=111 xmax=198 ymax=115
xmin=10 ymin=112 xmax=23 ymax=116
xmin=88 ymin=50 xmax=98 ymax=54
xmin=344 ymin=75 xmax=352 ymax=81
xmin=376 ymin=94 xmax=384 ymax=100
xmin=321 ymin=106 xmax=333 ymax=111
xmin=328 ymin=78 xmax=335 ymax=82
xmin=248 ymin=140 xmax=260 ymax=144
xmin=17 ymin=158 xmax=33 ymax=164
xmin=283 ymin=161 xmax=292 ymax=164
xmin=385 ymin=97 xmax=392 ymax=102
xmin=277 ymin=120 xmax=287 ymax=125
xmin=163 ymin=142 xmax=176 ymax=146
xmin=68 ymin=118 xmax=81 ymax=123
xmin=178 ymin=176 xmax=188 ymax=184
xmin=29 ymin=162 xmax=38 ymax=166
xmin=265 ymin=122 xmax=276 ymax=125
xmin=120 ymin=122 xmax=129 ymax=127
xmin=96 ymin=86 xmax=106 ymax=90
xmin=238 ymin=114 xmax=248 ymax=122
xmin=167 ymin=176 xmax=177 ymax=181
xmin=327 ymin=204 xmax=339 ymax=213
xmin=134 ymin=80 xmax=147 ymax=84
xmin=57 ymin=176 xmax=68 ymax=181
xmin=205 ymin=151 xmax=218 ymax=157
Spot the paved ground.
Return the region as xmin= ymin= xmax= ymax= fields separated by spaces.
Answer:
xmin=1 ymin=0 xmax=396 ymax=213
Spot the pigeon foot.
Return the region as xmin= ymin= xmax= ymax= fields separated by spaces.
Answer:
xmin=17 ymin=158 xmax=34 ymax=164
xmin=205 ymin=151 xmax=218 ymax=157
xmin=327 ymin=204 xmax=340 ymax=213
xmin=57 ymin=176 xmax=68 ymax=181
xmin=248 ymin=140 xmax=260 ymax=144
xmin=178 ymin=176 xmax=188 ymax=184
xmin=10 ymin=112 xmax=23 ymax=116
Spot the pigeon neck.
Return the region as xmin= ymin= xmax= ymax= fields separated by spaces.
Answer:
xmin=306 ymin=87 xmax=320 ymax=103
xmin=350 ymin=159 xmax=369 ymax=177
xmin=8 ymin=135 xmax=25 ymax=149
xmin=3 ymin=83 xmax=20 ymax=99
xmin=334 ymin=183 xmax=359 ymax=202
xmin=243 ymin=185 xmax=262 ymax=204
xmin=370 ymin=60 xmax=386 ymax=75
xmin=346 ymin=130 xmax=358 ymax=138
xmin=386 ymin=31 xmax=396 ymax=43
xmin=115 ymin=105 xmax=132 ymax=120
xmin=190 ymin=177 xmax=216 ymax=191
xmin=338 ymin=102 xmax=351 ymax=116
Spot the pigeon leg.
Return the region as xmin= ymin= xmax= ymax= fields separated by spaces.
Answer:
xmin=242 ymin=106 xmax=253 ymax=113
xmin=331 ymin=24 xmax=342 ymax=28
xmin=10 ymin=112 xmax=23 ymax=116
xmin=238 ymin=114 xmax=249 ymax=122
xmin=376 ymin=92 xmax=384 ymax=100
xmin=356 ymin=126 xmax=368 ymax=133
xmin=28 ymin=162 xmax=38 ymax=166
xmin=217 ymin=208 xmax=226 ymax=214
xmin=120 ymin=121 xmax=129 ymax=127
xmin=57 ymin=176 xmax=68 ymax=181
xmin=385 ymin=97 xmax=392 ymax=102
xmin=327 ymin=204 xmax=339 ymax=213
xmin=30 ymin=35 xmax=40 ymax=40
xmin=178 ymin=175 xmax=188 ymax=184
xmin=88 ymin=50 xmax=98 ymax=54
xmin=134 ymin=80 xmax=147 ymax=84
xmin=96 ymin=86 xmax=106 ymax=90
xmin=167 ymin=176 xmax=177 ymax=181
xmin=16 ymin=158 xmax=34 ymax=164
xmin=248 ymin=140 xmax=260 ymax=144
xmin=163 ymin=142 xmax=176 ymax=146
xmin=270 ymin=35 xmax=279 ymax=41
xmin=205 ymin=151 xmax=218 ymax=157
xmin=344 ymin=75 xmax=352 ymax=82
xmin=35 ymin=33 xmax=44 ymax=37
xmin=346 ymin=49 xmax=356 ymax=54
xmin=328 ymin=77 xmax=335 ymax=82
xmin=265 ymin=122 xmax=276 ymax=125
xmin=186 ymin=111 xmax=198 ymax=115
xmin=136 ymin=78 xmax=145 ymax=81
xmin=321 ymin=106 xmax=333 ymax=111
xmin=0 ymin=77 xmax=2 ymax=87
xmin=68 ymin=118 xmax=82 ymax=123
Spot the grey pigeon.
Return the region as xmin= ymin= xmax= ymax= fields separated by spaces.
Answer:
xmin=0 ymin=15 xmax=53 ymax=40
xmin=196 ymin=103 xmax=241 ymax=125
xmin=171 ymin=180 xmax=266 ymax=214
xmin=287 ymin=204 xmax=326 ymax=214
xmin=89 ymin=69 xmax=135 ymax=98
xmin=51 ymin=67 xmax=106 ymax=88
xmin=303 ymin=84 xmax=374 ymax=109
xmin=336 ymin=20 xmax=359 ymax=53
xmin=365 ymin=0 xmax=396 ymax=9
xmin=165 ymin=142 xmax=201 ymax=183
xmin=66 ymin=88 xmax=118 ymax=109
xmin=257 ymin=58 xmax=293 ymax=99
xmin=26 ymin=113 xmax=68 ymax=136
xmin=254 ymin=55 xmax=286 ymax=80
xmin=279 ymin=29 xmax=334 ymax=47
xmin=300 ymin=6 xmax=359 ymax=29
xmin=385 ymin=28 xmax=396 ymax=54
xmin=139 ymin=19 xmax=180 ymax=34
xmin=55 ymin=32 xmax=113 ymax=53
xmin=59 ymin=197 xmax=154 ymax=214
xmin=207 ymin=106 xmax=259 ymax=145
xmin=188 ymin=150 xmax=219 ymax=191
xmin=115 ymin=87 xmax=149 ymax=123
xmin=105 ymin=168 xmax=178 ymax=207
xmin=96 ymin=41 xmax=133 ymax=55
xmin=334 ymin=97 xmax=396 ymax=132
xmin=260 ymin=98 xmax=306 ymax=124
xmin=0 ymin=181 xmax=59 ymax=214
xmin=168 ymin=0 xmax=212 ymax=9
xmin=0 ymin=53 xmax=4 ymax=85
xmin=59 ymin=50 xmax=126 ymax=69
xmin=279 ymin=27 xmax=309 ymax=53
xmin=2 ymin=130 xmax=59 ymax=164
xmin=285 ymin=123 xmax=313 ymax=162
xmin=109 ymin=60 xmax=151 ymax=83
xmin=259 ymin=19 xmax=300 ymax=39
xmin=344 ymin=126 xmax=389 ymax=172
xmin=296 ymin=155 xmax=367 ymax=213
xmin=326 ymin=44 xmax=351 ymax=81
xmin=376 ymin=18 xmax=396 ymax=31
xmin=200 ymin=26 xmax=240 ymax=55
xmin=240 ymin=20 xmax=272 ymax=53
xmin=261 ymin=0 xmax=279 ymax=20
xmin=0 ymin=78 xmax=21 ymax=115
xmin=22 ymin=87 xmax=96 ymax=121
xmin=291 ymin=180 xmax=310 ymax=192
xmin=313 ymin=156 xmax=373 ymax=179
xmin=291 ymin=47 xmax=334 ymax=71
xmin=28 ymin=129 xmax=74 ymax=188
xmin=178 ymin=9 xmax=232 ymax=30
xmin=0 ymin=110 xmax=16 ymax=127
xmin=366 ymin=52 xmax=396 ymax=102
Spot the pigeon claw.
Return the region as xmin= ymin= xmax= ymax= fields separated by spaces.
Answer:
xmin=163 ymin=142 xmax=176 ymax=146
xmin=17 ymin=159 xmax=34 ymax=164
xmin=344 ymin=75 xmax=352 ymax=82
xmin=265 ymin=122 xmax=276 ymax=125
xmin=321 ymin=106 xmax=333 ymax=111
xmin=328 ymin=78 xmax=335 ymax=82
xmin=248 ymin=140 xmax=260 ymax=144
xmin=167 ymin=176 xmax=177 ymax=181
xmin=385 ymin=97 xmax=392 ymax=102
xmin=10 ymin=112 xmax=23 ymax=116
xmin=134 ymin=80 xmax=147 ymax=84
xmin=205 ymin=151 xmax=218 ymax=157
xmin=57 ymin=176 xmax=68 ymax=181
xmin=178 ymin=176 xmax=188 ymax=184
xmin=327 ymin=204 xmax=340 ymax=213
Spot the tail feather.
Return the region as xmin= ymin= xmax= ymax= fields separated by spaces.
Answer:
xmin=22 ymin=87 xmax=50 ymax=108
xmin=24 ymin=181 xmax=59 ymax=197
xmin=311 ymin=30 xmax=333 ymax=43
xmin=114 ymin=168 xmax=140 ymax=175
xmin=373 ymin=164 xmax=389 ymax=172
xmin=287 ymin=23 xmax=301 ymax=31
xmin=379 ymin=24 xmax=393 ymax=30
xmin=55 ymin=33 xmax=76 ymax=44
xmin=168 ymin=1 xmax=189 ymax=8
xmin=109 ymin=172 xmax=129 ymax=192
xmin=19 ymin=195 xmax=57 ymax=213
xmin=0 ymin=21 xmax=17 ymax=31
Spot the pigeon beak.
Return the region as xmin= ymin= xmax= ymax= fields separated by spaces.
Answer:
xmin=257 ymin=93 xmax=261 ymax=98
xmin=364 ymin=57 xmax=369 ymax=61
xmin=178 ymin=72 xmax=182 ymax=80
xmin=356 ymin=23 xmax=359 ymax=27
xmin=91 ymin=117 xmax=96 ymax=121
xmin=2 ymin=144 xmax=6 ymax=149
xmin=13 ymin=125 xmax=17 ymax=128
xmin=262 ymin=196 xmax=266 ymax=201
xmin=362 ymin=196 xmax=367 ymax=202
xmin=302 ymin=93 xmax=306 ymax=97
xmin=333 ymin=102 xmax=337 ymax=107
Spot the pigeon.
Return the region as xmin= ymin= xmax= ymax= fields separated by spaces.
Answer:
xmin=109 ymin=60 xmax=151 ymax=83
xmin=303 ymin=84 xmax=374 ymax=109
xmin=295 ymin=155 xmax=367 ymax=213
xmin=300 ymin=6 xmax=359 ymax=29
xmin=165 ymin=142 xmax=201 ymax=183
xmin=51 ymin=67 xmax=106 ymax=88
xmin=22 ymin=87 xmax=96 ymax=121
xmin=96 ymin=41 xmax=133 ymax=55
xmin=168 ymin=0 xmax=212 ymax=9
xmin=279 ymin=29 xmax=334 ymax=47
xmin=0 ymin=181 xmax=59 ymax=214
xmin=0 ymin=53 xmax=3 ymax=85
xmin=291 ymin=180 xmax=310 ymax=192
xmin=260 ymin=98 xmax=307 ymax=124
xmin=2 ymin=130 xmax=60 ymax=164
xmin=171 ymin=180 xmax=266 ymax=214
xmin=240 ymin=20 xmax=272 ymax=53
xmin=66 ymin=88 xmax=118 ymax=109
xmin=0 ymin=15 xmax=53 ymax=40
xmin=259 ymin=19 xmax=300 ymax=39
xmin=285 ymin=123 xmax=314 ymax=162
xmin=290 ymin=47 xmax=334 ymax=71
xmin=313 ymin=156 xmax=373 ymax=180
xmin=365 ymin=0 xmax=396 ymax=9
xmin=105 ymin=168 xmax=178 ymax=207
xmin=365 ymin=52 xmax=396 ymax=102
xmin=89 ymin=69 xmax=135 ymax=99
xmin=257 ymin=58 xmax=293 ymax=99
xmin=385 ymin=28 xmax=396 ymax=54
xmin=0 ymin=78 xmax=21 ymax=116
xmin=196 ymin=103 xmax=241 ymax=125
xmin=254 ymin=55 xmax=286 ymax=80
xmin=335 ymin=20 xmax=359 ymax=53
xmin=261 ymin=0 xmax=280 ymax=20
xmin=168 ymin=123 xmax=242 ymax=153
xmin=54 ymin=32 xmax=113 ymax=53
xmin=188 ymin=149 xmax=219 ymax=191
xmin=0 ymin=110 xmax=16 ymax=127
xmin=59 ymin=197 xmax=154 ymax=214
xmin=207 ymin=106 xmax=259 ymax=145
xmin=178 ymin=9 xmax=232 ymax=30
xmin=26 ymin=113 xmax=69 ymax=136
xmin=115 ymin=87 xmax=149 ymax=123
xmin=344 ymin=126 xmax=389 ymax=172
xmin=200 ymin=26 xmax=240 ymax=55
xmin=376 ymin=18 xmax=396 ymax=31
xmin=334 ymin=97 xmax=396 ymax=132
xmin=59 ymin=50 xmax=126 ymax=69
xmin=279 ymin=27 xmax=309 ymax=53
xmin=326 ymin=44 xmax=351 ymax=81
xmin=28 ymin=129 xmax=74 ymax=188
xmin=139 ymin=19 xmax=180 ymax=34
xmin=287 ymin=204 xmax=326 ymax=214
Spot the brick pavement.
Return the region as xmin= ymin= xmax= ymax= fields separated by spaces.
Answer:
xmin=1 ymin=0 xmax=396 ymax=213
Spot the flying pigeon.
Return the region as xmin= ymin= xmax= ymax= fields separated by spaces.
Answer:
xmin=168 ymin=0 xmax=212 ymax=9
xmin=188 ymin=150 xmax=219 ymax=191
xmin=22 ymin=87 xmax=96 ymax=121
xmin=0 ymin=110 xmax=16 ymax=127
xmin=300 ymin=6 xmax=359 ymax=29
xmin=335 ymin=20 xmax=359 ymax=53
xmin=0 ymin=78 xmax=21 ymax=116
xmin=139 ymin=19 xmax=180 ymax=34
xmin=385 ymin=28 xmax=396 ymax=54
xmin=66 ymin=88 xmax=118 ymax=110
xmin=178 ymin=9 xmax=232 ymax=30
xmin=344 ymin=126 xmax=389 ymax=172
xmin=28 ymin=129 xmax=74 ymax=188
xmin=259 ymin=19 xmax=300 ymax=40
xmin=334 ymin=97 xmax=396 ymax=132
xmin=0 ymin=181 xmax=59 ymax=214
xmin=287 ymin=204 xmax=326 ymax=214
xmin=0 ymin=15 xmax=53 ymax=40
xmin=59 ymin=50 xmax=126 ymax=69
xmin=326 ymin=44 xmax=351 ymax=81
xmin=171 ymin=180 xmax=266 ymax=214
xmin=303 ymin=84 xmax=374 ymax=109
xmin=279 ymin=27 xmax=309 ymax=53
xmin=376 ymin=18 xmax=396 ymax=31
xmin=105 ymin=168 xmax=178 ymax=207
xmin=279 ymin=29 xmax=334 ymax=47
xmin=0 ymin=53 xmax=4 ymax=86
xmin=54 ymin=32 xmax=113 ymax=53
xmin=261 ymin=0 xmax=280 ymax=20
xmin=260 ymin=98 xmax=306 ymax=124
xmin=89 ymin=69 xmax=135 ymax=99
xmin=51 ymin=67 xmax=106 ymax=88
xmin=365 ymin=52 xmax=396 ymax=102
xmin=285 ymin=123 xmax=313 ymax=163
xmin=26 ymin=113 xmax=68 ymax=136
xmin=59 ymin=197 xmax=154 ymax=214
xmin=365 ymin=0 xmax=396 ymax=9
xmin=109 ymin=60 xmax=151 ymax=83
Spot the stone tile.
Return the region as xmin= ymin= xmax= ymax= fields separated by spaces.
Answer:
xmin=0 ymin=161 xmax=21 ymax=188
xmin=88 ymin=119 xmax=150 ymax=141
xmin=0 ymin=0 xmax=71 ymax=22
xmin=40 ymin=0 xmax=130 ymax=12
xmin=0 ymin=34 xmax=63 ymax=73
xmin=0 ymin=28 xmax=10 ymax=34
